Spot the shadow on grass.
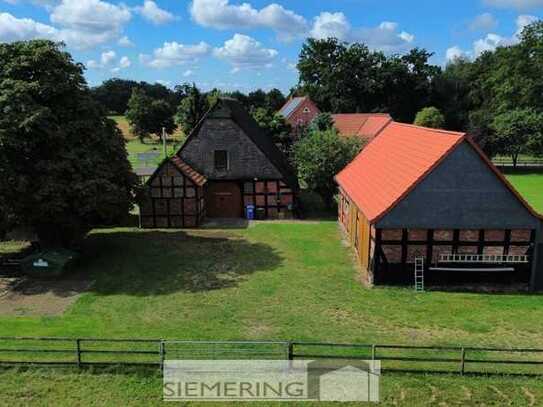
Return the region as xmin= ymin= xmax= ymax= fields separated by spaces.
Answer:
xmin=76 ymin=229 xmax=283 ymax=296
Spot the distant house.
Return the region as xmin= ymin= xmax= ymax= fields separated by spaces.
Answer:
xmin=335 ymin=122 xmax=543 ymax=290
xmin=139 ymin=98 xmax=298 ymax=228
xmin=332 ymin=113 xmax=392 ymax=142
xmin=278 ymin=96 xmax=320 ymax=132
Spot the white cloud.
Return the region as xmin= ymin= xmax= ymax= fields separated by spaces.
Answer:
xmin=213 ymin=33 xmax=278 ymax=72
xmin=516 ymin=14 xmax=539 ymax=35
xmin=156 ymin=79 xmax=171 ymax=87
xmin=119 ymin=56 xmax=131 ymax=68
xmin=189 ymin=0 xmax=308 ymax=41
xmin=86 ymin=59 xmax=101 ymax=69
xmin=0 ymin=12 xmax=59 ymax=42
xmin=101 ymin=50 xmax=116 ymax=65
xmin=310 ymin=11 xmax=351 ymax=40
xmin=135 ymin=0 xmax=176 ymax=25
xmin=140 ymin=41 xmax=211 ymax=68
xmin=473 ymin=33 xmax=512 ymax=55
xmin=484 ymin=0 xmax=543 ymax=11
xmin=446 ymin=46 xmax=471 ymax=62
xmin=310 ymin=12 xmax=414 ymax=52
xmin=469 ymin=13 xmax=498 ymax=31
xmin=118 ymin=35 xmax=134 ymax=47
xmin=50 ymin=0 xmax=131 ymax=49
xmin=183 ymin=69 xmax=194 ymax=77
xmin=446 ymin=14 xmax=538 ymax=62
xmin=86 ymin=50 xmax=117 ymax=69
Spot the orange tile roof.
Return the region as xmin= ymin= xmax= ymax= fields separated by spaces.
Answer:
xmin=170 ymin=156 xmax=207 ymax=186
xmin=332 ymin=113 xmax=392 ymax=141
xmin=336 ymin=122 xmax=543 ymax=223
xmin=335 ymin=122 xmax=465 ymax=223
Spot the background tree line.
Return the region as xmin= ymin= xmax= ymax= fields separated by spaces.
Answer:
xmin=295 ymin=21 xmax=543 ymax=162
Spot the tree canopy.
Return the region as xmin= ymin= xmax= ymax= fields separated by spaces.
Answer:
xmin=293 ymin=128 xmax=362 ymax=208
xmin=0 ymin=40 xmax=136 ymax=247
xmin=414 ymin=107 xmax=446 ymax=129
xmin=491 ymin=109 xmax=543 ymax=166
xmin=175 ymin=83 xmax=210 ymax=135
xmin=125 ymin=88 xmax=176 ymax=143
xmin=297 ymin=38 xmax=439 ymax=122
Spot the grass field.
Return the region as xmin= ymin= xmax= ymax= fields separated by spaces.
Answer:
xmin=0 ymin=166 xmax=541 ymax=405
xmin=506 ymin=172 xmax=543 ymax=213
xmin=1 ymin=222 xmax=542 ymax=346
xmin=1 ymin=366 xmax=542 ymax=406
xmin=109 ymin=115 xmax=185 ymax=169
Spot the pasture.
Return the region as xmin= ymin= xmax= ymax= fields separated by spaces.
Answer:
xmin=0 ymin=159 xmax=541 ymax=405
xmin=506 ymin=171 xmax=543 ymax=213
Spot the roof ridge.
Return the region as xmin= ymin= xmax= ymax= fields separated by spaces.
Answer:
xmin=390 ymin=121 xmax=466 ymax=136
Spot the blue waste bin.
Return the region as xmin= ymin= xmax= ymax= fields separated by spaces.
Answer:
xmin=245 ymin=205 xmax=255 ymax=220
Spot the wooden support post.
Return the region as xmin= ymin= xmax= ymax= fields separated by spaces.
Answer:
xmin=460 ymin=347 xmax=465 ymax=376
xmin=371 ymin=344 xmax=376 ymax=362
xmin=75 ymin=339 xmax=81 ymax=368
xmin=287 ymin=342 xmax=294 ymax=360
xmin=159 ymin=340 xmax=165 ymax=372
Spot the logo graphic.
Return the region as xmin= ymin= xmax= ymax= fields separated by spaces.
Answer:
xmin=163 ymin=359 xmax=380 ymax=402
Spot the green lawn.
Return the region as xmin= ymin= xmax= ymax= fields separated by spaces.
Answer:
xmin=1 ymin=222 xmax=542 ymax=347
xmin=506 ymin=172 xmax=543 ymax=213
xmin=1 ymin=173 xmax=542 ymax=405
xmin=1 ymin=367 xmax=542 ymax=406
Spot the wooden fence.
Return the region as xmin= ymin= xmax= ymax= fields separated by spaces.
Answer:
xmin=0 ymin=337 xmax=542 ymax=376
xmin=492 ymin=157 xmax=543 ymax=169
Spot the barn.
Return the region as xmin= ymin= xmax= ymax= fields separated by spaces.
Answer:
xmin=335 ymin=122 xmax=543 ymax=290
xmin=139 ymin=98 xmax=298 ymax=228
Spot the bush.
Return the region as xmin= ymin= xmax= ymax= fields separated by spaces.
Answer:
xmin=414 ymin=107 xmax=446 ymax=129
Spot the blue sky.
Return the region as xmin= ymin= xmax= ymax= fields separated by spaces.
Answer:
xmin=1 ymin=0 xmax=541 ymax=93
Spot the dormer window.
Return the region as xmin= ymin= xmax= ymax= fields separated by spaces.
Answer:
xmin=214 ymin=150 xmax=228 ymax=171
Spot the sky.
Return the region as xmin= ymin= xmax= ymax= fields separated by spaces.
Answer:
xmin=0 ymin=0 xmax=542 ymax=93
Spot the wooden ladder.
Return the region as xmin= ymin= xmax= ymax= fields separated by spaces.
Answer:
xmin=415 ymin=257 xmax=425 ymax=292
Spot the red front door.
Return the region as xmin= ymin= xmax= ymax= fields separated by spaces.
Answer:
xmin=205 ymin=182 xmax=243 ymax=218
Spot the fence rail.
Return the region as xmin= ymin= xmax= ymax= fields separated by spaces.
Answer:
xmin=492 ymin=158 xmax=543 ymax=168
xmin=0 ymin=337 xmax=542 ymax=376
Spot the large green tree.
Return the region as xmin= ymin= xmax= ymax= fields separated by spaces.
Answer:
xmin=491 ymin=109 xmax=543 ymax=167
xmin=175 ymin=84 xmax=209 ymax=135
xmin=125 ymin=88 xmax=176 ymax=143
xmin=293 ymin=128 xmax=362 ymax=208
xmin=297 ymin=38 xmax=440 ymax=122
xmin=0 ymin=40 xmax=136 ymax=247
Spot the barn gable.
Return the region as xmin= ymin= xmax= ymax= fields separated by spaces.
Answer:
xmin=376 ymin=140 xmax=540 ymax=229
xmin=179 ymin=98 xmax=297 ymax=187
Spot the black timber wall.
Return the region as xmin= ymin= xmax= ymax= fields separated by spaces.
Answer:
xmin=376 ymin=141 xmax=540 ymax=230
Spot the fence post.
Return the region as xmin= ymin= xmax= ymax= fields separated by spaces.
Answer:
xmin=75 ymin=339 xmax=81 ymax=369
xmin=460 ymin=347 xmax=465 ymax=376
xmin=371 ymin=345 xmax=376 ymax=362
xmin=287 ymin=342 xmax=293 ymax=360
xmin=159 ymin=340 xmax=165 ymax=372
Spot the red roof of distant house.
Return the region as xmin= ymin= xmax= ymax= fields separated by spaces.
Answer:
xmin=336 ymin=122 xmax=542 ymax=223
xmin=332 ymin=113 xmax=392 ymax=141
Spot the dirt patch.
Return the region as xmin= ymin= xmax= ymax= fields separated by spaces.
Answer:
xmin=0 ymin=275 xmax=92 ymax=316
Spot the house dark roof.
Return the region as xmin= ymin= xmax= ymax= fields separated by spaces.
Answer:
xmin=335 ymin=122 xmax=542 ymax=223
xmin=179 ymin=97 xmax=298 ymax=189
xmin=332 ymin=113 xmax=392 ymax=141
xmin=278 ymin=96 xmax=306 ymax=119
